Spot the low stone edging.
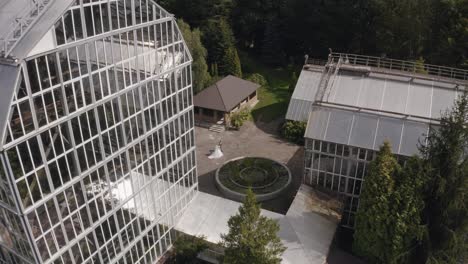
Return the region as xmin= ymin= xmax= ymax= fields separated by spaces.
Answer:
xmin=215 ymin=156 xmax=292 ymax=202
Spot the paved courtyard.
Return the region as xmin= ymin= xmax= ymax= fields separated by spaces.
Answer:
xmin=193 ymin=119 xmax=366 ymax=264
xmin=195 ymin=119 xmax=303 ymax=214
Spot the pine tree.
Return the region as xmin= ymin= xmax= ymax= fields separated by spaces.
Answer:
xmin=221 ymin=189 xmax=285 ymax=264
xmin=353 ymin=141 xmax=400 ymax=263
xmin=220 ymin=46 xmax=242 ymax=78
xmin=201 ymin=18 xmax=242 ymax=77
xmin=202 ymin=18 xmax=235 ymax=67
xmin=421 ymin=92 xmax=468 ymax=264
xmin=210 ymin=63 xmax=219 ymax=78
xmin=177 ymin=19 xmax=211 ymax=93
xmin=387 ymin=156 xmax=427 ymax=263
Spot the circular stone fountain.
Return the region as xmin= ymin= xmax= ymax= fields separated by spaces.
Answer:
xmin=215 ymin=157 xmax=292 ymax=202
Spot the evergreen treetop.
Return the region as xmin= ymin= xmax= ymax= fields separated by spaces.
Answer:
xmin=388 ymin=156 xmax=427 ymax=263
xmin=421 ymin=92 xmax=468 ymax=264
xmin=220 ymin=46 xmax=242 ymax=78
xmin=353 ymin=141 xmax=400 ymax=263
xmin=221 ymin=189 xmax=285 ymax=264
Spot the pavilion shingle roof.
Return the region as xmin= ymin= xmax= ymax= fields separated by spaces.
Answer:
xmin=194 ymin=75 xmax=260 ymax=112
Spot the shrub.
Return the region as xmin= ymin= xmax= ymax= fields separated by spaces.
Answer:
xmin=414 ymin=57 xmax=428 ymax=74
xmin=172 ymin=234 xmax=208 ymax=264
xmin=230 ymin=109 xmax=251 ymax=129
xmin=246 ymin=73 xmax=268 ymax=87
xmin=281 ymin=121 xmax=306 ymax=145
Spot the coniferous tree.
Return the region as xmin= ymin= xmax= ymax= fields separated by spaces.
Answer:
xmin=202 ymin=18 xmax=242 ymax=77
xmin=210 ymin=63 xmax=219 ymax=78
xmin=353 ymin=141 xmax=400 ymax=263
xmin=220 ymin=46 xmax=242 ymax=77
xmin=177 ymin=19 xmax=211 ymax=93
xmin=421 ymin=92 xmax=468 ymax=264
xmin=202 ymin=18 xmax=235 ymax=67
xmin=387 ymin=156 xmax=427 ymax=263
xmin=221 ymin=189 xmax=285 ymax=264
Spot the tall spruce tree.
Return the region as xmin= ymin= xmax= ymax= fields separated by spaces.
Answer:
xmin=202 ymin=18 xmax=235 ymax=67
xmin=421 ymin=92 xmax=468 ymax=264
xmin=220 ymin=46 xmax=242 ymax=77
xmin=388 ymin=156 xmax=427 ymax=263
xmin=202 ymin=18 xmax=242 ymax=77
xmin=353 ymin=141 xmax=400 ymax=263
xmin=221 ymin=189 xmax=285 ymax=264
xmin=177 ymin=19 xmax=211 ymax=93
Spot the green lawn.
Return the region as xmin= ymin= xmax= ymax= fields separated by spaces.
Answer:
xmin=239 ymin=51 xmax=298 ymax=122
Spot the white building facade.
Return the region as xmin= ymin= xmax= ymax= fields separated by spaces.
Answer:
xmin=0 ymin=1 xmax=197 ymax=263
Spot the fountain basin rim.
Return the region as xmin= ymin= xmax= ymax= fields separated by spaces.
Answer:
xmin=215 ymin=156 xmax=292 ymax=202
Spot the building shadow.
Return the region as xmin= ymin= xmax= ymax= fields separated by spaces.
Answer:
xmin=250 ymin=104 xmax=287 ymax=136
xmin=197 ymin=169 xmax=223 ymax=197
xmin=327 ymin=244 xmax=366 ymax=264
xmin=260 ymin=148 xmax=304 ymax=214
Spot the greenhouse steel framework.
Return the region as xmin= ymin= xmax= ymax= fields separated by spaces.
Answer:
xmin=287 ymin=52 xmax=468 ymax=228
xmin=0 ymin=0 xmax=197 ymax=263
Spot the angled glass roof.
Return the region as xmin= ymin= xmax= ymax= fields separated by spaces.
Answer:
xmin=0 ymin=0 xmax=74 ymax=60
xmin=0 ymin=65 xmax=20 ymax=149
xmin=286 ymin=66 xmax=323 ymax=121
xmin=324 ymin=70 xmax=463 ymax=120
xmin=305 ymin=106 xmax=430 ymax=156
xmin=288 ymin=58 xmax=466 ymax=126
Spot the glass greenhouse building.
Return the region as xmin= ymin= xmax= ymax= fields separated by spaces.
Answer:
xmin=287 ymin=53 xmax=467 ymax=228
xmin=0 ymin=0 xmax=196 ymax=263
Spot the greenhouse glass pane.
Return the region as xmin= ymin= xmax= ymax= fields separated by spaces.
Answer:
xmin=431 ymin=87 xmax=457 ymax=119
xmin=325 ymin=110 xmax=354 ymax=145
xmin=381 ymin=79 xmax=409 ymax=114
xmin=407 ymin=83 xmax=432 ymax=117
xmin=330 ymin=74 xmax=360 ymax=105
xmin=349 ymin=113 xmax=378 ymax=150
xmin=357 ymin=77 xmax=385 ymax=110
xmin=400 ymin=121 xmax=429 ymax=156
xmin=305 ymin=108 xmax=330 ymax=140
xmin=374 ymin=117 xmax=403 ymax=151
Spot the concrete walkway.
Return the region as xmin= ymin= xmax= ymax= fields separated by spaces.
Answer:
xmin=176 ymin=185 xmax=341 ymax=264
